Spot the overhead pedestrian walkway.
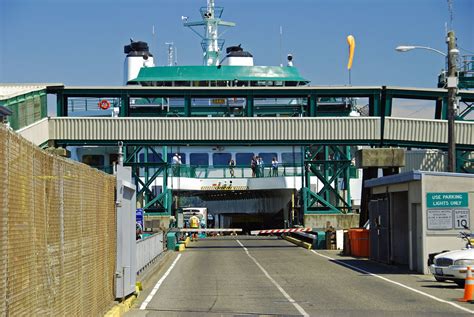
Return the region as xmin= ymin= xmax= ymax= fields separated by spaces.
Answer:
xmin=17 ymin=116 xmax=474 ymax=150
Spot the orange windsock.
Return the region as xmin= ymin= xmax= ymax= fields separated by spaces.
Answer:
xmin=347 ymin=35 xmax=355 ymax=70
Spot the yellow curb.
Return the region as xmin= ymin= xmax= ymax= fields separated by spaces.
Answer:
xmin=283 ymin=236 xmax=312 ymax=250
xmin=104 ymin=286 xmax=141 ymax=317
xmin=178 ymin=243 xmax=186 ymax=252
xmin=184 ymin=237 xmax=190 ymax=247
xmin=136 ymin=281 xmax=143 ymax=291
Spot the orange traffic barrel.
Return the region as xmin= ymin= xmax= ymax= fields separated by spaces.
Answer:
xmin=349 ymin=228 xmax=370 ymax=257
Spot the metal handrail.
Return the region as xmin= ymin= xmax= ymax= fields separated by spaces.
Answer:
xmin=170 ymin=163 xmax=304 ymax=178
xmin=95 ymin=162 xmax=359 ymax=179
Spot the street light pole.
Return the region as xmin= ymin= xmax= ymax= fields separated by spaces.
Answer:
xmin=395 ymin=45 xmax=447 ymax=57
xmin=396 ymin=36 xmax=459 ymax=172
xmin=446 ymin=30 xmax=458 ymax=172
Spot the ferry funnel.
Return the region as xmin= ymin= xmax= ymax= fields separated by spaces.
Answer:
xmin=123 ymin=40 xmax=155 ymax=84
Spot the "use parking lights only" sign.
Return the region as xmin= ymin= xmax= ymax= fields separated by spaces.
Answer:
xmin=427 ymin=192 xmax=469 ymax=230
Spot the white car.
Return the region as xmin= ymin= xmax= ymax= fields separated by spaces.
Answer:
xmin=430 ymin=248 xmax=474 ymax=286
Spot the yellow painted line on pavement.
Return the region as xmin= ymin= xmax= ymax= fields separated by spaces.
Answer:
xmin=311 ymin=250 xmax=474 ymax=315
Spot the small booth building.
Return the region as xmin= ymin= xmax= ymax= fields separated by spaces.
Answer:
xmin=365 ymin=171 xmax=474 ymax=274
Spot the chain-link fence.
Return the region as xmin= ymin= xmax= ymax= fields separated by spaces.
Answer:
xmin=0 ymin=125 xmax=116 ymax=316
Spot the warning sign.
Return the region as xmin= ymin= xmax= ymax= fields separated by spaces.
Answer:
xmin=427 ymin=209 xmax=453 ymax=230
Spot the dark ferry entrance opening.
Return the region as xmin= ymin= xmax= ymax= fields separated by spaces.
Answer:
xmin=175 ymin=189 xmax=298 ymax=234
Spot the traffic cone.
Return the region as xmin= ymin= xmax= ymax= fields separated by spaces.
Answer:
xmin=459 ymin=266 xmax=474 ymax=302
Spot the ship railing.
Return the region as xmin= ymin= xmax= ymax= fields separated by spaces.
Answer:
xmin=67 ymin=97 xmax=120 ymax=115
xmin=96 ymin=163 xmax=359 ymax=179
xmin=136 ymin=231 xmax=164 ymax=275
xmin=170 ymin=163 xmax=303 ymax=178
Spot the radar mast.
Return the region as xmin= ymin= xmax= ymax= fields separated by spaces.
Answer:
xmin=183 ymin=0 xmax=236 ymax=66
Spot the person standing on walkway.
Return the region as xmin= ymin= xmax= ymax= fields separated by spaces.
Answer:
xmin=189 ymin=213 xmax=200 ymax=241
xmin=229 ymin=159 xmax=235 ymax=177
xmin=271 ymin=157 xmax=279 ymax=176
xmin=257 ymin=156 xmax=264 ymax=177
xmin=251 ymin=156 xmax=257 ymax=177
xmin=172 ymin=153 xmax=180 ymax=176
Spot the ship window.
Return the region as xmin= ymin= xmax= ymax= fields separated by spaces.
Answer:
xmin=167 ymin=153 xmax=186 ymax=164
xmin=236 ymin=153 xmax=254 ymax=166
xmin=190 ymin=153 xmax=208 ymax=166
xmin=82 ymin=155 xmax=104 ymax=167
xmin=258 ymin=153 xmax=277 ymax=165
xmin=213 ymin=153 xmax=231 ymax=166
xmin=282 ymin=152 xmax=302 ymax=164
xmin=174 ymin=81 xmax=191 ymax=87
xmin=138 ymin=153 xmax=163 ymax=162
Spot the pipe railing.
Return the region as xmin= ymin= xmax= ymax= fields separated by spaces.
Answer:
xmin=136 ymin=231 xmax=164 ymax=275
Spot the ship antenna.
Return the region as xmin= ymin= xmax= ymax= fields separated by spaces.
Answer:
xmin=152 ymin=25 xmax=158 ymax=59
xmin=165 ymin=42 xmax=175 ymax=66
xmin=183 ymin=0 xmax=236 ymax=66
xmin=174 ymin=47 xmax=178 ymax=65
xmin=279 ymin=26 xmax=283 ymax=67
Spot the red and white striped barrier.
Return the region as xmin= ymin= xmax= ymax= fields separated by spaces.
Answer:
xmin=250 ymin=228 xmax=312 ymax=235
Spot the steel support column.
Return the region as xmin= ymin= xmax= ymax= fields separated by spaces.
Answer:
xmin=302 ymin=145 xmax=353 ymax=214
xmin=120 ymin=95 xmax=130 ymax=117
xmin=124 ymin=145 xmax=171 ymax=213
xmin=246 ymin=95 xmax=254 ymax=117
xmin=308 ymin=94 xmax=317 ymax=117
xmin=184 ymin=95 xmax=192 ymax=117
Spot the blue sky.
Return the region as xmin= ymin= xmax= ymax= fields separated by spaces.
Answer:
xmin=0 ymin=0 xmax=473 ymax=88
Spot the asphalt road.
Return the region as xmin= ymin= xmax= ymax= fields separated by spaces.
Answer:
xmin=126 ymin=236 xmax=474 ymax=316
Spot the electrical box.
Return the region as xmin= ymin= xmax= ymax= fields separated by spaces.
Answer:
xmin=447 ymin=76 xmax=458 ymax=88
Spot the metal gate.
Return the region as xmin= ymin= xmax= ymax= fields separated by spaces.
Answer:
xmin=115 ymin=165 xmax=137 ymax=299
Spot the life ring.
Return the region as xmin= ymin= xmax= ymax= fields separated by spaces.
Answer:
xmin=98 ymin=99 xmax=110 ymax=110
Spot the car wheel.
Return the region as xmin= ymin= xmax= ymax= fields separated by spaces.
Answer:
xmin=455 ymin=280 xmax=465 ymax=288
xmin=434 ymin=276 xmax=447 ymax=282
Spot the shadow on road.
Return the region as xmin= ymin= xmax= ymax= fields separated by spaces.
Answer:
xmin=328 ymin=258 xmax=417 ymax=275
xmin=422 ymin=283 xmax=461 ymax=290
xmin=187 ymin=244 xmax=297 ymax=249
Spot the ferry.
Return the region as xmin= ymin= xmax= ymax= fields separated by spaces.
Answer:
xmin=69 ymin=0 xmax=362 ymax=231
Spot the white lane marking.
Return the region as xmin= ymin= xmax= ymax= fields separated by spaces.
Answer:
xmin=236 ymin=240 xmax=309 ymax=317
xmin=311 ymin=250 xmax=474 ymax=315
xmin=140 ymin=254 xmax=182 ymax=310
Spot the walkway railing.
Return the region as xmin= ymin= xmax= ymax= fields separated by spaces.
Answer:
xmin=95 ymin=163 xmax=359 ymax=179
xmin=171 ymin=164 xmax=303 ymax=178
xmin=136 ymin=231 xmax=164 ymax=275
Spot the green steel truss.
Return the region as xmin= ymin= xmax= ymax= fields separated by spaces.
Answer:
xmin=124 ymin=145 xmax=172 ymax=213
xmin=302 ymin=145 xmax=353 ymax=214
xmin=458 ymin=150 xmax=474 ymax=174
